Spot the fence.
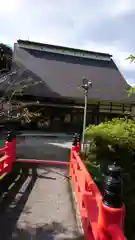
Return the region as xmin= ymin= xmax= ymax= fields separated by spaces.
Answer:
xmin=69 ymin=134 xmax=126 ymax=240
xmin=0 ymin=131 xmax=16 ymax=179
xmin=0 ymin=131 xmax=127 ymax=239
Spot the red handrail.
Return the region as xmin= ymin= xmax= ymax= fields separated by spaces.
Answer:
xmin=69 ymin=143 xmax=126 ymax=240
xmin=106 ymin=225 xmax=126 ymax=240
xmin=70 ymin=144 xmax=101 ymax=239
xmin=0 ymin=136 xmax=16 ymax=177
xmin=16 ymin=159 xmax=69 ymax=165
xmin=0 ymin=146 xmax=7 ymax=153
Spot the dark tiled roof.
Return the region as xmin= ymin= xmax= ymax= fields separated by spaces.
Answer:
xmin=1 ymin=40 xmax=135 ymax=104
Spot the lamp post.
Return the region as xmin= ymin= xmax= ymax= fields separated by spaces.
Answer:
xmin=81 ymin=77 xmax=92 ymax=151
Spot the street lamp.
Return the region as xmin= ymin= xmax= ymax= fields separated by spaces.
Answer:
xmin=81 ymin=77 xmax=92 ymax=151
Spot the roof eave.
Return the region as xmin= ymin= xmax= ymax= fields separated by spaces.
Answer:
xmin=17 ymin=39 xmax=112 ymax=58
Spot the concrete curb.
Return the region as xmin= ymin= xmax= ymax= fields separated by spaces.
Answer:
xmin=68 ymin=177 xmax=84 ymax=239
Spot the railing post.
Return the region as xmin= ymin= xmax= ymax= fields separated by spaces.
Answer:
xmin=5 ymin=131 xmax=16 ymax=172
xmin=76 ymin=133 xmax=81 ymax=154
xmin=10 ymin=130 xmax=16 ymax=163
xmin=72 ymin=133 xmax=78 ymax=149
xmin=69 ymin=133 xmax=78 ymax=177
xmin=97 ymin=163 xmax=125 ymax=239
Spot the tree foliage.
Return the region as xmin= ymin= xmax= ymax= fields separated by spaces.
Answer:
xmin=85 ymin=118 xmax=135 ymax=238
xmin=0 ymin=43 xmax=12 ymax=73
xmin=85 ymin=117 xmax=135 ymax=170
xmin=126 ymin=55 xmax=135 ymax=96
xmin=126 ymin=54 xmax=135 ymax=63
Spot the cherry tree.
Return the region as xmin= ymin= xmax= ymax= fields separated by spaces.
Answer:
xmin=0 ymin=43 xmax=42 ymax=124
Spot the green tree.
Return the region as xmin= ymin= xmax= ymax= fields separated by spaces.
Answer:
xmin=0 ymin=43 xmax=12 ymax=73
xmin=85 ymin=118 xmax=135 ymax=238
xmin=126 ymin=55 xmax=135 ymax=96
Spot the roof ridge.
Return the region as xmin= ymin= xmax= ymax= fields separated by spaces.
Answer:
xmin=17 ymin=39 xmax=112 ymax=58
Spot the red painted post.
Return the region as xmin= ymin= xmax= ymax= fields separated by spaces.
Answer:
xmin=5 ymin=137 xmax=12 ymax=173
xmin=70 ymin=133 xmax=78 ymax=159
xmin=5 ymin=131 xmax=16 ymax=173
xmin=106 ymin=225 xmax=126 ymax=240
xmin=69 ymin=133 xmax=78 ymax=180
xmin=97 ymin=164 xmax=125 ymax=239
xmin=11 ymin=131 xmax=16 ymax=163
xmin=76 ymin=133 xmax=81 ymax=154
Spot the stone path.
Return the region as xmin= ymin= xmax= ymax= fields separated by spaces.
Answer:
xmin=0 ymin=134 xmax=81 ymax=239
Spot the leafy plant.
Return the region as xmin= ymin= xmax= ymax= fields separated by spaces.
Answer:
xmin=126 ymin=55 xmax=135 ymax=96
xmin=85 ymin=117 xmax=135 ymax=170
xmin=85 ymin=117 xmax=135 ymax=238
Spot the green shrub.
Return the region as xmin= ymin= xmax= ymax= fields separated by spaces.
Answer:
xmin=85 ymin=117 xmax=135 ymax=171
xmin=84 ymin=117 xmax=135 ymax=239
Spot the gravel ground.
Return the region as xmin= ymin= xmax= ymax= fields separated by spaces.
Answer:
xmin=0 ymin=134 xmax=80 ymax=239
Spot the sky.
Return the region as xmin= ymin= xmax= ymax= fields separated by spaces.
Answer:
xmin=0 ymin=0 xmax=135 ymax=85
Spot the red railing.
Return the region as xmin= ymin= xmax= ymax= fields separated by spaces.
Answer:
xmin=0 ymin=132 xmax=127 ymax=239
xmin=105 ymin=225 xmax=126 ymax=240
xmin=0 ymin=133 xmax=16 ymax=178
xmin=0 ymin=132 xmax=68 ymax=179
xmin=69 ymin=141 xmax=126 ymax=240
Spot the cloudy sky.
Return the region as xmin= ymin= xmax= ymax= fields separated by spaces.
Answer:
xmin=1 ymin=0 xmax=135 ymax=85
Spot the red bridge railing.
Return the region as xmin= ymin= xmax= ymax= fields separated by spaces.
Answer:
xmin=69 ymin=134 xmax=126 ymax=240
xmin=0 ymin=131 xmax=127 ymax=239
xmin=0 ymin=131 xmax=16 ymax=178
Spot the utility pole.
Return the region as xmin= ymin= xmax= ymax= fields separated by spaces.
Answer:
xmin=81 ymin=77 xmax=92 ymax=151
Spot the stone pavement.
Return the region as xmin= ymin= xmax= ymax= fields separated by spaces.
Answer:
xmin=0 ymin=133 xmax=81 ymax=239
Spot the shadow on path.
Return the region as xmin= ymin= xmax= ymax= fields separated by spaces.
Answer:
xmin=0 ymin=164 xmax=81 ymax=240
xmin=0 ymin=165 xmax=37 ymax=240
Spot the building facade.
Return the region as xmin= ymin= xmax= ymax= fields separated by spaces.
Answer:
xmin=0 ymin=40 xmax=135 ymax=132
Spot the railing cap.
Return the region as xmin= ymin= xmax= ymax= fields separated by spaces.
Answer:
xmin=6 ymin=131 xmax=16 ymax=142
xmin=72 ymin=133 xmax=78 ymax=146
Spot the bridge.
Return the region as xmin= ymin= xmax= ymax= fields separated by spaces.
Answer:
xmin=0 ymin=131 xmax=126 ymax=239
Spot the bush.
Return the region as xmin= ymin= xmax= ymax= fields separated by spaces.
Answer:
xmin=84 ymin=117 xmax=135 ymax=239
xmin=85 ymin=117 xmax=135 ymax=171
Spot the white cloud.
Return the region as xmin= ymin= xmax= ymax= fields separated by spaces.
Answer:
xmin=0 ymin=0 xmax=135 ymax=85
xmin=0 ymin=0 xmax=23 ymax=15
xmin=111 ymin=0 xmax=135 ymax=16
xmin=126 ymin=78 xmax=135 ymax=86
